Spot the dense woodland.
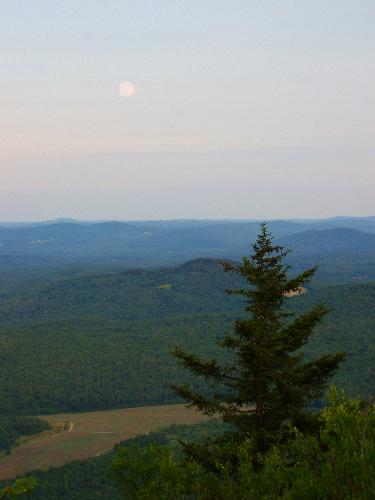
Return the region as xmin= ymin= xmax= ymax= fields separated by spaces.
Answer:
xmin=111 ymin=228 xmax=374 ymax=499
xmin=0 ymin=221 xmax=375 ymax=498
xmin=0 ymin=417 xmax=49 ymax=456
xmin=0 ymin=259 xmax=374 ymax=416
xmin=112 ymin=392 xmax=375 ymax=499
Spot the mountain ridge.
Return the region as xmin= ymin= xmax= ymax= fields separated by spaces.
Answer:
xmin=1 ymin=219 xmax=375 ymax=268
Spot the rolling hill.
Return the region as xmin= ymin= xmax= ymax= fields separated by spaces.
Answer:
xmin=1 ymin=217 xmax=375 ymax=267
xmin=0 ymin=259 xmax=374 ymax=416
xmin=279 ymin=227 xmax=375 ymax=254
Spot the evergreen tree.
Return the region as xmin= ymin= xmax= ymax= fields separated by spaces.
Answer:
xmin=172 ymin=223 xmax=346 ymax=463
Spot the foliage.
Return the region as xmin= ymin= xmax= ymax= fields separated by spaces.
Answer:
xmin=113 ymin=391 xmax=375 ymax=499
xmin=0 ymin=477 xmax=36 ymax=499
xmin=0 ymin=417 xmax=49 ymax=455
xmin=0 ymin=421 xmax=226 ymax=499
xmin=172 ymin=224 xmax=346 ymax=462
xmin=20 ymin=456 xmax=118 ymax=500
xmin=0 ymin=221 xmax=374 ymax=497
xmin=4 ymin=397 xmax=374 ymax=499
xmin=0 ymin=258 xmax=374 ymax=416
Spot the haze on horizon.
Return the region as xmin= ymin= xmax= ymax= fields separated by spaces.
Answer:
xmin=1 ymin=1 xmax=374 ymax=221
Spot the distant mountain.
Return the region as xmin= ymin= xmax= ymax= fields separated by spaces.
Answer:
xmin=0 ymin=218 xmax=79 ymax=228
xmin=278 ymin=228 xmax=375 ymax=254
xmin=301 ymin=216 xmax=375 ymax=235
xmin=0 ymin=220 xmax=305 ymax=266
xmin=1 ymin=218 xmax=375 ymax=267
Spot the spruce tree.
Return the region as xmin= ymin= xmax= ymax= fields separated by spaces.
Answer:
xmin=172 ymin=223 xmax=346 ymax=463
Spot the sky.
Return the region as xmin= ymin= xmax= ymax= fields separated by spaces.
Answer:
xmin=1 ymin=1 xmax=374 ymax=221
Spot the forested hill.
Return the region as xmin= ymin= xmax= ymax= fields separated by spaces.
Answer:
xmin=0 ymin=259 xmax=374 ymax=415
xmin=278 ymin=227 xmax=375 ymax=254
xmin=1 ymin=256 xmax=375 ymax=325
xmin=0 ymin=259 xmax=243 ymax=324
xmin=1 ymin=217 xmax=375 ymax=267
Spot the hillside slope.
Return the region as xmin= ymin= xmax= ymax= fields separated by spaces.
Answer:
xmin=279 ymin=228 xmax=375 ymax=254
xmin=1 ymin=218 xmax=375 ymax=267
xmin=0 ymin=260 xmax=373 ymax=415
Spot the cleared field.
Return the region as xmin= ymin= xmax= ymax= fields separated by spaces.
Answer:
xmin=0 ymin=404 xmax=209 ymax=480
xmin=285 ymin=286 xmax=307 ymax=297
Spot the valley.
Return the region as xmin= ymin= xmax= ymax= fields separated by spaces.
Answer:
xmin=0 ymin=219 xmax=374 ymax=498
xmin=0 ymin=404 xmax=209 ymax=480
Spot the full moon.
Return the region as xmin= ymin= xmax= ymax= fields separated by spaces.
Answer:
xmin=118 ymin=81 xmax=135 ymax=98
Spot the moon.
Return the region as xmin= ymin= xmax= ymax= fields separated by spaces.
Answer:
xmin=118 ymin=81 xmax=135 ymax=98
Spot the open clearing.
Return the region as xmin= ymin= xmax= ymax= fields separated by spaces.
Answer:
xmin=0 ymin=404 xmax=209 ymax=480
xmin=285 ymin=286 xmax=307 ymax=297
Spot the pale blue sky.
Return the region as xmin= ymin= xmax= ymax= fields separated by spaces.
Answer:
xmin=1 ymin=1 xmax=374 ymax=220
